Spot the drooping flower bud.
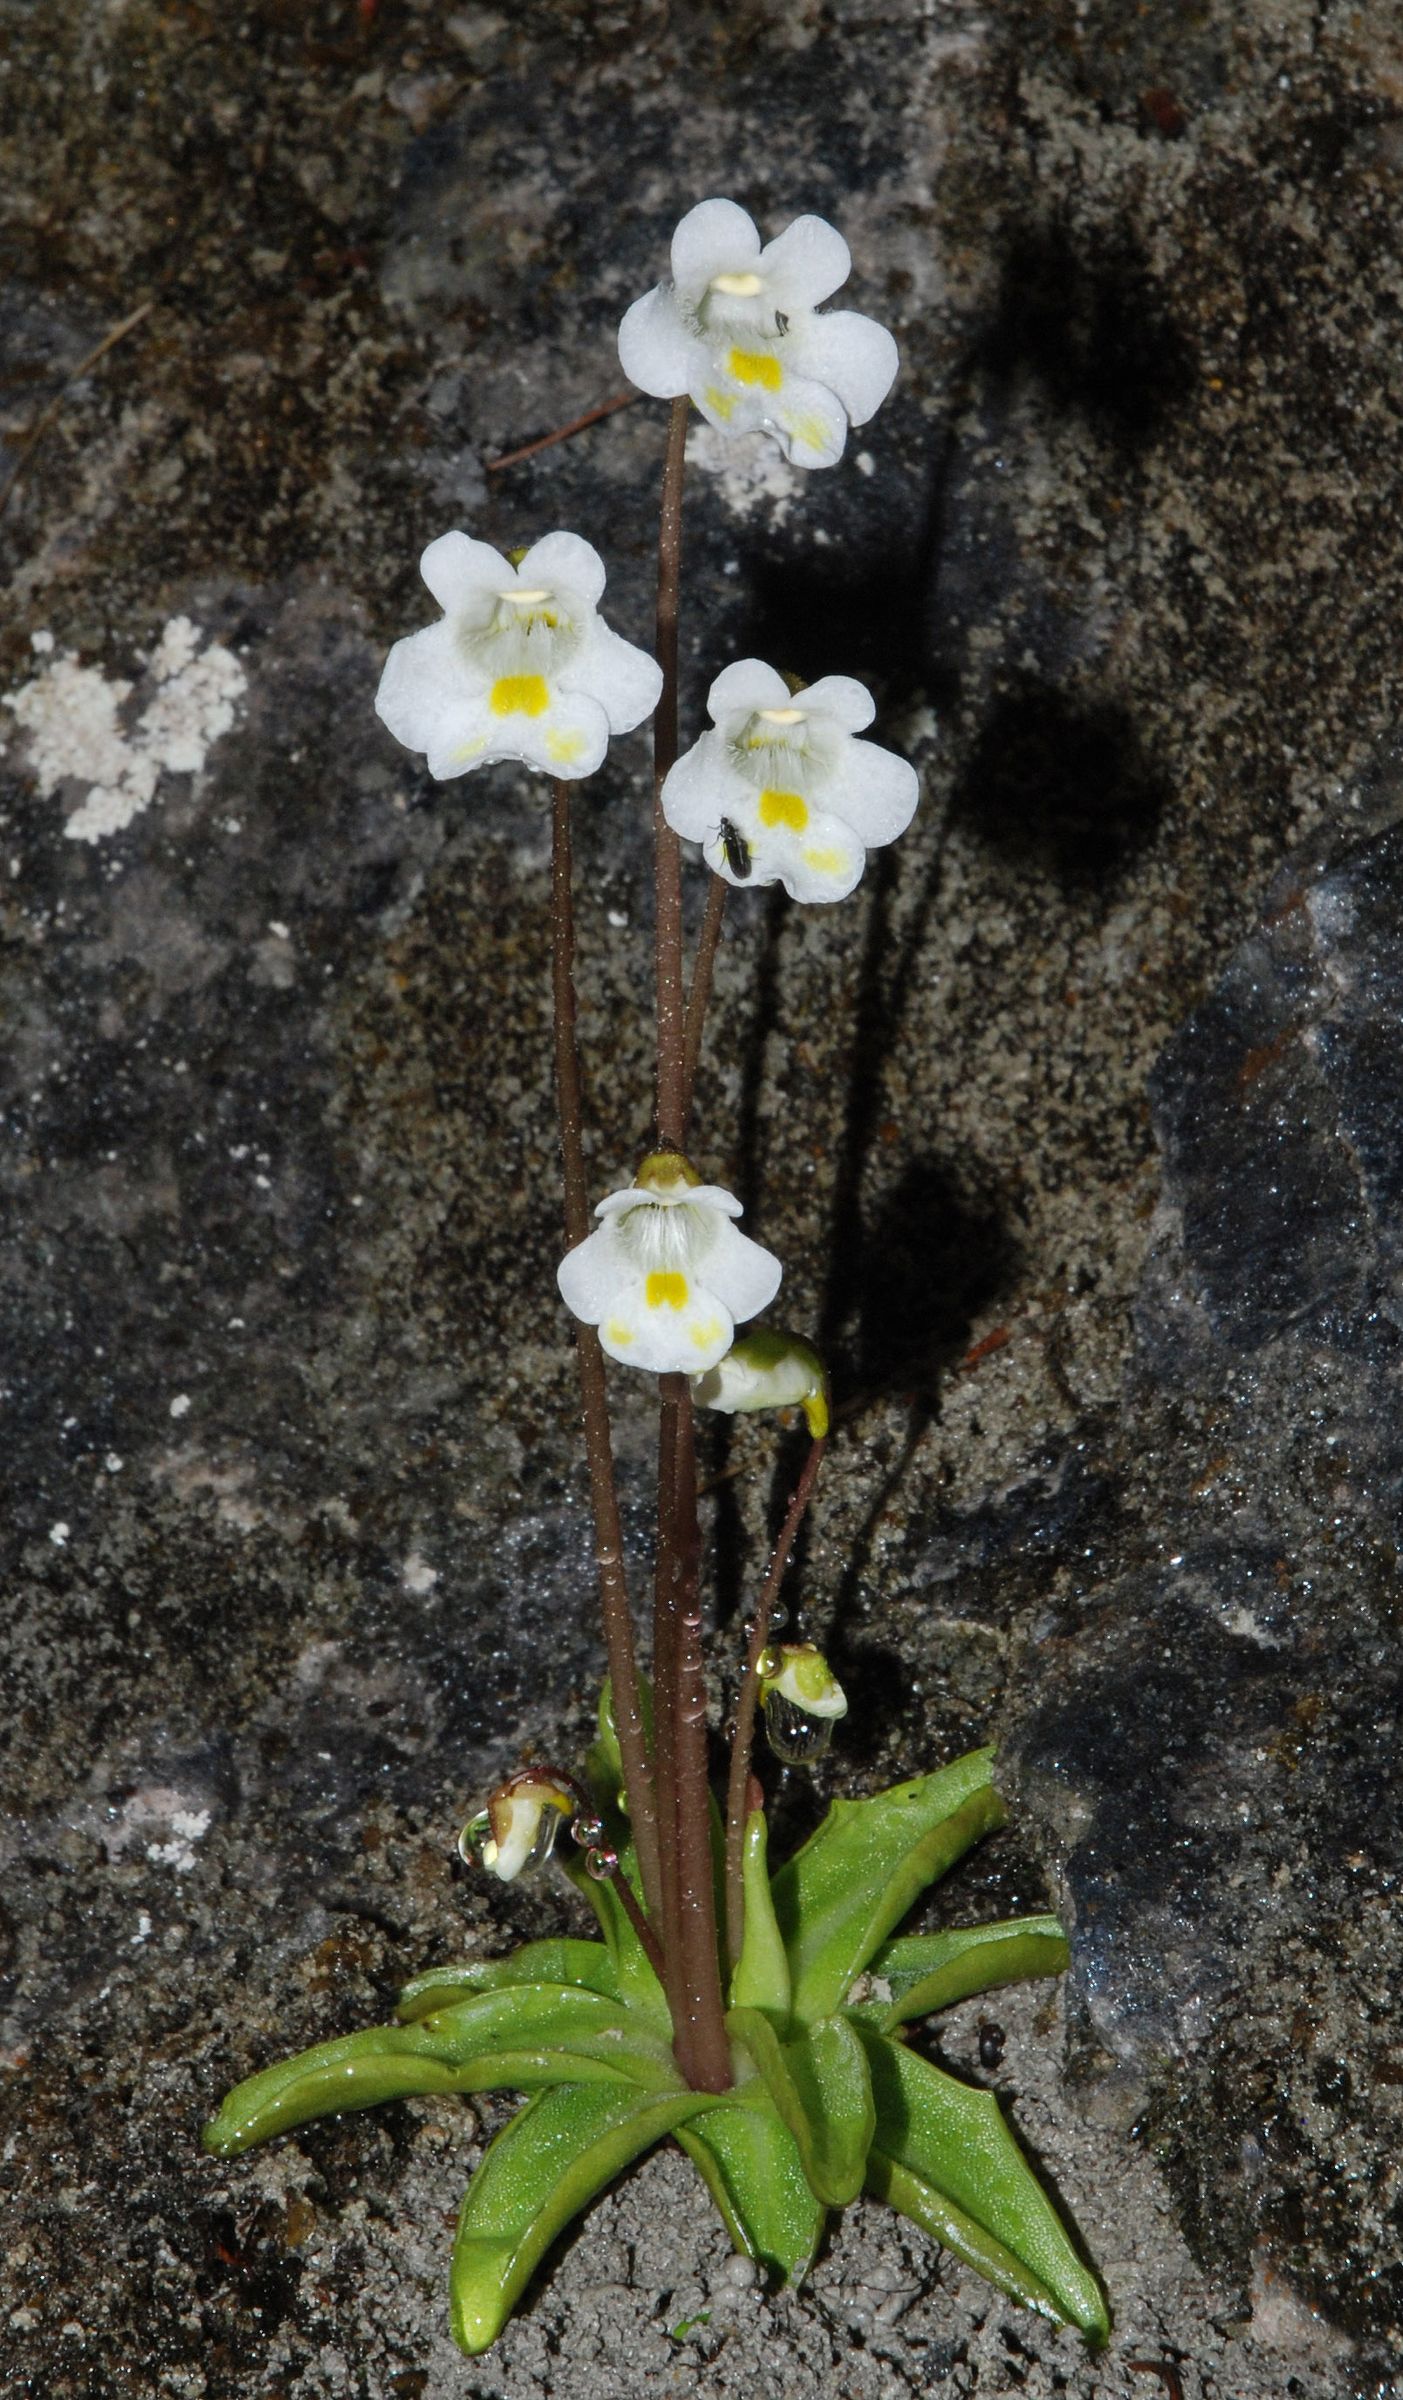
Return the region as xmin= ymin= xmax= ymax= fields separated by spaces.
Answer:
xmin=759 ymin=1643 xmax=848 ymax=1765
xmin=690 ymin=1326 xmax=829 ymax=1438
xmin=457 ymin=1771 xmax=575 ymax=1883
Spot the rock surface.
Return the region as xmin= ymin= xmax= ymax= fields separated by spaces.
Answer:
xmin=2 ymin=0 xmax=1401 ymax=2393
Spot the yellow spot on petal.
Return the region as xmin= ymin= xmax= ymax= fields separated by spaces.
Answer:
xmin=759 ymin=787 xmax=809 ymax=831
xmin=546 ymin=729 xmax=586 ymax=764
xmin=490 ymin=674 xmax=549 ymax=717
xmin=451 ymin=735 xmax=488 ymax=764
xmin=728 ymin=348 xmax=783 ymax=392
xmin=605 ymin=1320 xmax=636 ymax=1348
xmin=790 ymin=413 xmax=836 ymax=458
xmin=646 ymin=1271 xmax=689 ymax=1311
xmin=690 ymin=1320 xmax=724 ymax=1351
xmin=711 ymin=271 xmax=763 ymax=298
xmin=759 ymin=707 xmax=805 ymax=725
xmin=704 ymin=385 xmax=736 ymax=422
xmin=802 ymin=845 xmax=850 ymax=876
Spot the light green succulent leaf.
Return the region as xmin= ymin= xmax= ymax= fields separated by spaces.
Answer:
xmin=861 ymin=2031 xmax=1108 ymax=2343
xmin=560 ymin=1855 xmax=671 ymax=2025
xmin=450 ymin=2083 xmax=720 ymax=2356
xmin=203 ymin=1985 xmax=670 ymax=2155
xmin=852 ymin=1916 xmax=1070 ymax=2031
xmin=397 ymin=1939 xmax=618 ymax=2021
xmin=676 ymin=2101 xmax=825 ymax=2285
xmin=771 ymin=1749 xmax=1005 ymax=2024
xmin=585 ymin=1673 xmax=654 ymax=1817
xmin=728 ymin=2007 xmax=875 ymax=2206
xmin=728 ymin=1810 xmax=791 ymax=2021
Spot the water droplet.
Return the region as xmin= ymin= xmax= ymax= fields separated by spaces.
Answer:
xmin=457 ymin=1810 xmax=494 ymax=1870
xmin=763 ymin=1689 xmax=836 ymax=1766
xmin=571 ymin=1811 xmax=604 ymax=1850
xmin=585 ymin=1843 xmax=618 ymax=1880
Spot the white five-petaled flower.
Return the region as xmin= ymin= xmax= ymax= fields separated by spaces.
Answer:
xmin=660 ymin=659 xmax=920 ymax=904
xmin=556 ymin=1151 xmax=782 ymax=1375
xmin=618 ymin=197 xmax=898 ymax=472
xmin=375 ymin=530 xmax=663 ymax=783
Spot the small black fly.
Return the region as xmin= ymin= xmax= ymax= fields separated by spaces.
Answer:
xmin=977 ymin=2020 xmax=1006 ymax=2069
xmin=718 ymin=818 xmax=752 ymax=879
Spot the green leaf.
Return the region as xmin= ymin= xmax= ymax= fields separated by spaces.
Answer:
xmin=855 ymin=1916 xmax=1070 ymax=2031
xmin=397 ymin=1940 xmax=617 ymax=2021
xmin=450 ymin=2082 xmax=718 ymax=2355
xmin=728 ymin=2008 xmax=875 ymax=2206
xmin=676 ymin=2102 xmax=825 ymax=2285
xmin=861 ymin=2032 xmax=1108 ymax=2342
xmin=203 ymin=1985 xmax=677 ymax=2155
xmin=771 ymin=1749 xmax=1005 ymax=2024
xmin=560 ymin=1856 xmax=670 ymax=2026
xmin=728 ymin=1811 xmax=791 ymax=2021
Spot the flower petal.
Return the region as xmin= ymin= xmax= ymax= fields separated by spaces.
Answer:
xmin=820 ymin=737 xmax=921 ymax=847
xmin=758 ymin=213 xmax=851 ymax=311
xmin=509 ymin=685 xmax=611 ymax=780
xmin=706 ymin=659 xmax=793 ymax=724
xmin=594 ymin=1278 xmax=738 ymax=1374
xmin=557 ymin=1220 xmax=628 ymax=1320
xmin=419 ymin=531 xmax=510 ymax=616
xmin=704 ymin=1221 xmax=783 ymax=1323
xmin=795 ymin=675 xmax=876 ymax=734
xmin=376 ymin=620 xmax=482 ymax=757
xmin=786 ymin=309 xmax=899 ymax=427
xmin=670 ymin=196 xmax=760 ymax=295
xmin=618 ymin=288 xmax=707 ymax=399
xmin=570 ymin=620 xmax=663 ymax=734
xmin=660 ymin=732 xmax=749 ymax=843
xmin=517 ymin=530 xmax=606 ymax=611
xmin=685 ymin=1185 xmax=747 ymax=1222
xmin=768 ymin=372 xmax=852 ymax=471
xmin=773 ymin=807 xmax=867 ymax=903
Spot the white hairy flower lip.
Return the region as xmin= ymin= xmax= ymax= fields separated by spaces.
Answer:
xmin=557 ymin=1170 xmax=782 ymax=1375
xmin=374 ymin=529 xmax=663 ymax=783
xmin=659 ymin=657 xmax=920 ymax=903
xmin=618 ymin=196 xmax=898 ymax=471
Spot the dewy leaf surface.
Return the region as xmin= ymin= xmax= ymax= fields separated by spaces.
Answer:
xmin=450 ymin=2084 xmax=718 ymax=2355
xmin=861 ymin=1916 xmax=1070 ymax=2029
xmin=677 ymin=2103 xmax=825 ymax=2285
xmin=728 ymin=2008 xmax=874 ymax=2205
xmin=771 ymin=1749 xmax=1005 ymax=2022
xmin=397 ymin=1940 xmax=617 ymax=2020
xmin=729 ymin=1810 xmax=791 ymax=2019
xmin=862 ymin=2032 xmax=1108 ymax=2342
xmin=203 ymin=1985 xmax=674 ymax=2155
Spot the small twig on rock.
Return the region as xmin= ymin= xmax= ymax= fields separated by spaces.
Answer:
xmin=0 ymin=299 xmax=155 ymax=522
xmin=486 ymin=389 xmax=639 ymax=472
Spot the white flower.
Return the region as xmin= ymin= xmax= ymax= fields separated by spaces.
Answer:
xmin=660 ymin=659 xmax=919 ymax=903
xmin=691 ymin=1326 xmax=829 ymax=1437
xmin=618 ymin=197 xmax=898 ymax=471
xmin=459 ymin=1772 xmax=574 ymax=1883
xmin=375 ymin=530 xmax=662 ymax=783
xmin=557 ymin=1150 xmax=781 ymax=1375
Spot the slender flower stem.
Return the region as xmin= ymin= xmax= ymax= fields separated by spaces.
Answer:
xmin=680 ymin=874 xmax=727 ymax=1137
xmin=723 ymin=1434 xmax=829 ymax=1970
xmin=607 ymin=1859 xmax=668 ymax=1987
xmin=653 ymin=394 xmax=690 ymax=1149
xmin=550 ymin=778 xmax=661 ymax=1925
xmin=658 ymin=1375 xmax=732 ymax=2092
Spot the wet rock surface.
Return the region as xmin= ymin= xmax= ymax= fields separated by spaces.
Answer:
xmin=3 ymin=1 xmax=1402 ymax=2394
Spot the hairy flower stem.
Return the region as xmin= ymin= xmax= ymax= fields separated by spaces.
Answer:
xmin=723 ymin=1433 xmax=829 ymax=1970
xmin=656 ymin=1374 xmax=732 ymax=2092
xmin=550 ymin=778 xmax=661 ymax=1926
xmin=652 ymin=394 xmax=690 ymax=1150
xmin=680 ymin=875 xmax=727 ymax=1136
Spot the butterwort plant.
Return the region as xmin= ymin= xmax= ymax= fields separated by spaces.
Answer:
xmin=204 ymin=195 xmax=1109 ymax=2360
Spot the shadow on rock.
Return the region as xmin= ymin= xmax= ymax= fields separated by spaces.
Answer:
xmin=950 ymin=676 xmax=1170 ymax=887
xmin=979 ymin=222 xmax=1197 ymax=448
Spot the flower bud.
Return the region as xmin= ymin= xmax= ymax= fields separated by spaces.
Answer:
xmin=690 ymin=1326 xmax=829 ymax=1437
xmin=759 ymin=1643 xmax=847 ymax=1765
xmin=457 ymin=1771 xmax=574 ymax=1883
